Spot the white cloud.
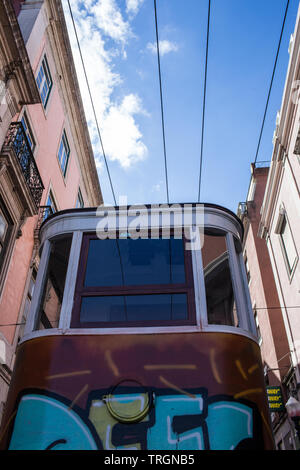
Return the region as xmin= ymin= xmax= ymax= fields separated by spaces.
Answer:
xmin=126 ymin=0 xmax=144 ymax=16
xmin=63 ymin=0 xmax=148 ymax=171
xmin=147 ymin=39 xmax=179 ymax=56
xmin=89 ymin=0 xmax=132 ymax=44
xmin=102 ymin=94 xmax=148 ymax=168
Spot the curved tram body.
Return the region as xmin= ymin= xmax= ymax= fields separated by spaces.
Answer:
xmin=0 ymin=203 xmax=274 ymax=450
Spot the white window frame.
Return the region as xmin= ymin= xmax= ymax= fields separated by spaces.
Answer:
xmin=57 ymin=129 xmax=70 ymax=178
xmin=36 ymin=54 xmax=53 ymax=109
xmin=275 ymin=208 xmax=298 ymax=278
xmin=20 ymin=110 xmax=36 ymax=153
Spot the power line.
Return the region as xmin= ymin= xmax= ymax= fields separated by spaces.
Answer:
xmin=198 ymin=0 xmax=211 ymax=202
xmin=154 ymin=0 xmax=169 ymax=204
xmin=67 ymin=0 xmax=117 ymax=206
xmin=254 ymin=0 xmax=290 ymax=164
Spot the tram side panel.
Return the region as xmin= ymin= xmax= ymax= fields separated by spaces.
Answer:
xmin=1 ymin=331 xmax=274 ymax=450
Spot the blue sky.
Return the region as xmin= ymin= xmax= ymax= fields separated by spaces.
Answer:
xmin=63 ymin=0 xmax=299 ymax=212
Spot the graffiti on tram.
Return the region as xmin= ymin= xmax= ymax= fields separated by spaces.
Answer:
xmin=8 ymin=387 xmax=263 ymax=450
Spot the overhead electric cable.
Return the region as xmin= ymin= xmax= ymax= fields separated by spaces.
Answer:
xmin=254 ymin=0 xmax=290 ymax=164
xmin=67 ymin=0 xmax=117 ymax=205
xmin=198 ymin=0 xmax=211 ymax=202
xmin=154 ymin=0 xmax=169 ymax=204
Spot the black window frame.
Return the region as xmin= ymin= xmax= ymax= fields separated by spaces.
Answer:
xmin=71 ymin=231 xmax=196 ymax=328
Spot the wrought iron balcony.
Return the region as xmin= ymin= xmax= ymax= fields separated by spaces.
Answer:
xmin=2 ymin=122 xmax=44 ymax=208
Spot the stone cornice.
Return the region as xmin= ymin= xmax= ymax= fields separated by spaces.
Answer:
xmin=0 ymin=0 xmax=41 ymax=105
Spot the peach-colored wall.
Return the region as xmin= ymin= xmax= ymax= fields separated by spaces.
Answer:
xmin=0 ymin=218 xmax=36 ymax=345
xmin=0 ymin=4 xmax=90 ymax=350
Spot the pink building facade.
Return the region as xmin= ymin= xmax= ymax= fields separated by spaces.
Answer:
xmin=238 ymin=164 xmax=293 ymax=449
xmin=259 ymin=2 xmax=300 ymax=392
xmin=240 ymin=2 xmax=300 ymax=450
xmin=0 ymin=0 xmax=102 ymax=423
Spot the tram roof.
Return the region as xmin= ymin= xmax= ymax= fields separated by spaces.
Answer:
xmin=40 ymin=202 xmax=244 ymax=239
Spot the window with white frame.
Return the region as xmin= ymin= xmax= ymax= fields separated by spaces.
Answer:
xmin=18 ymin=268 xmax=37 ymax=341
xmin=76 ymin=187 xmax=84 ymax=208
xmin=253 ymin=306 xmax=262 ymax=344
xmin=36 ymin=55 xmax=53 ymax=108
xmin=44 ymin=190 xmax=57 ymax=221
xmin=20 ymin=112 xmax=36 ymax=152
xmin=58 ymin=130 xmax=70 ymax=177
xmin=244 ymin=255 xmax=251 ymax=284
xmin=279 ymin=214 xmax=298 ymax=274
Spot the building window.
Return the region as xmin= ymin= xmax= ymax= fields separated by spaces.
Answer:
xmin=71 ymin=233 xmax=196 ymax=328
xmin=58 ymin=130 xmax=70 ymax=177
xmin=76 ymin=187 xmax=84 ymax=208
xmin=18 ymin=268 xmax=37 ymax=341
xmin=279 ymin=215 xmax=298 ymax=274
xmin=244 ymin=256 xmax=251 ymax=284
xmin=44 ymin=190 xmax=57 ymax=221
xmin=36 ymin=55 xmax=53 ymax=108
xmin=20 ymin=112 xmax=36 ymax=152
xmin=253 ymin=307 xmax=262 ymax=344
xmin=0 ymin=196 xmax=13 ymax=271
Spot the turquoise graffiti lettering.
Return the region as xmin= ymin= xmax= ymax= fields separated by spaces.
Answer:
xmin=8 ymin=390 xmax=260 ymax=450
xmin=9 ymin=394 xmax=98 ymax=450
xmin=147 ymin=394 xmax=205 ymax=450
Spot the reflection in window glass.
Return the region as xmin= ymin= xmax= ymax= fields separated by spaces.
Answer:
xmin=35 ymin=236 xmax=72 ymax=330
xmin=202 ymin=229 xmax=238 ymax=326
xmin=80 ymin=294 xmax=188 ymax=324
xmin=84 ymin=238 xmax=186 ymax=287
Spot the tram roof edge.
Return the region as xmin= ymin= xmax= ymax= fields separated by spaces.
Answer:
xmin=39 ymin=202 xmax=244 ymax=239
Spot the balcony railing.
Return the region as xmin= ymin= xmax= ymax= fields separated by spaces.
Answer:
xmin=3 ymin=122 xmax=44 ymax=207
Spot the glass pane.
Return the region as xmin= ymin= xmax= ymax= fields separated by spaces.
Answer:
xmin=84 ymin=237 xmax=186 ymax=287
xmin=281 ymin=217 xmax=297 ymax=272
xmin=80 ymin=293 xmax=188 ymax=323
xmin=0 ymin=212 xmax=8 ymax=241
xmin=202 ymin=229 xmax=237 ymax=326
xmin=35 ymin=236 xmax=72 ymax=330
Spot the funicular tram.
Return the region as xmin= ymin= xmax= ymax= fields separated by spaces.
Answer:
xmin=0 ymin=203 xmax=274 ymax=450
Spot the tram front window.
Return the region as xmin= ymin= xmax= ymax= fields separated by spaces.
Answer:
xmin=35 ymin=235 xmax=72 ymax=330
xmin=71 ymin=234 xmax=195 ymax=327
xmin=202 ymin=229 xmax=238 ymax=327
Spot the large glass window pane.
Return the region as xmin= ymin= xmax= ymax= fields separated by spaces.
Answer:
xmin=202 ymin=229 xmax=238 ymax=326
xmin=80 ymin=293 xmax=188 ymax=324
xmin=84 ymin=237 xmax=186 ymax=287
xmin=280 ymin=216 xmax=297 ymax=273
xmin=35 ymin=236 xmax=72 ymax=330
